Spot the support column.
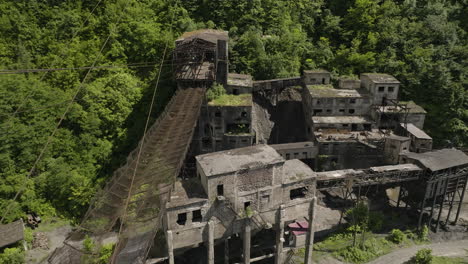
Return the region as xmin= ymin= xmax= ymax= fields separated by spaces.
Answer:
xmin=454 ymin=176 xmax=468 ymax=224
xmin=275 ymin=205 xmax=285 ymax=264
xmin=243 ymin=218 xmax=251 ymax=264
xmin=224 ymin=238 xmax=229 ymax=264
xmin=304 ymin=197 xmax=317 ymax=264
xmin=208 ymin=220 xmax=215 ymax=264
xmin=167 ymin=230 xmax=174 ymax=264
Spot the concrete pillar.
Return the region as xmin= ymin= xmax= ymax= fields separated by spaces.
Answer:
xmin=224 ymin=238 xmax=229 ymax=264
xmin=304 ymin=197 xmax=317 ymax=264
xmin=275 ymin=205 xmax=285 ymax=264
xmin=167 ymin=230 xmax=174 ymax=264
xmin=243 ymin=218 xmax=251 ymax=264
xmin=208 ymin=220 xmax=215 ymax=264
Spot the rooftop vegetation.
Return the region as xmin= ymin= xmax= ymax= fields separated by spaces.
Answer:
xmin=208 ymin=94 xmax=252 ymax=106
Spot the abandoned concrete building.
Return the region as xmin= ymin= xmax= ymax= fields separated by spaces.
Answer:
xmin=48 ymin=29 xmax=468 ymax=264
xmin=155 ymin=29 xmax=468 ymax=264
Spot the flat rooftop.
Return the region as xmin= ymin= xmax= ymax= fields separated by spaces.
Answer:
xmin=227 ymin=73 xmax=253 ymax=87
xmin=369 ymin=163 xmax=421 ymax=173
xmin=0 ymin=219 xmax=24 ymax=248
xmin=208 ymin=94 xmax=252 ymax=106
xmin=282 ymin=159 xmax=315 ymax=185
xmin=377 ymin=101 xmax=426 ymax=114
xmin=401 ymin=148 xmax=468 ymax=171
xmin=361 ymin=73 xmax=400 ymax=83
xmin=307 ymin=85 xmax=368 ymax=98
xmin=271 ymin=141 xmax=315 ymax=151
xmin=401 ymin=123 xmax=431 ymax=139
xmin=312 ymin=116 xmax=372 ymax=124
xmin=315 ymin=129 xmax=386 ymax=142
xmin=304 ymin=69 xmax=330 ymax=74
xmin=196 ymin=145 xmax=284 ymax=177
xmin=316 ymin=169 xmax=364 ymax=181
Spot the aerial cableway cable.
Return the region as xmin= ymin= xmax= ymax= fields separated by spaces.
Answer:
xmin=0 ymin=0 xmax=131 ymax=224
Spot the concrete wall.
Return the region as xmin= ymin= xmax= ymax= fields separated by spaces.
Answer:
xmin=194 ymin=105 xmax=254 ymax=154
xmin=404 ymin=113 xmax=425 ymax=129
xmin=384 ymin=137 xmax=410 ymax=164
xmin=303 ymin=72 xmax=331 ymax=85
xmin=253 ymin=77 xmax=302 ymax=92
xmin=317 ymin=141 xmax=384 ymax=170
xmin=360 ymin=75 xmax=399 ymax=104
xmin=338 ymin=79 xmax=361 ymax=89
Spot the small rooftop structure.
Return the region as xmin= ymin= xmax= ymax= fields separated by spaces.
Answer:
xmin=360 ymin=73 xmax=400 ymax=83
xmin=401 ymin=123 xmax=431 ymax=139
xmin=307 ymin=85 xmax=368 ymax=98
xmin=282 ymin=159 xmax=315 ymax=184
xmin=0 ymin=219 xmax=24 ymax=248
xmin=196 ymin=144 xmax=284 ymax=177
xmin=177 ymin=29 xmax=229 ymax=44
xmin=227 ymin=73 xmax=253 ymax=87
xmin=401 ymin=148 xmax=468 ymax=171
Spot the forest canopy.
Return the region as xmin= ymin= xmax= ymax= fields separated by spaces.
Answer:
xmin=0 ymin=0 xmax=466 ymax=225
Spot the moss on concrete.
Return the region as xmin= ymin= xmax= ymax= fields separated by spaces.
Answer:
xmin=208 ymin=94 xmax=252 ymax=106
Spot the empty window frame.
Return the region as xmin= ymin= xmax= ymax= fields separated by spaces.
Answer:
xmin=241 ymin=111 xmax=248 ymax=118
xmin=233 ymin=89 xmax=239 ymax=95
xmin=217 ymin=184 xmax=224 ymax=196
xmin=244 ymin=201 xmax=251 ymax=209
xmin=177 ymin=213 xmax=187 ymax=225
xmin=285 ymin=153 xmax=290 ymax=159
xmin=388 ymin=86 xmax=395 ymax=92
xmin=313 ymin=109 xmax=323 ymax=115
xmin=378 ymin=86 xmax=385 ymax=92
xmin=215 ymin=111 xmax=222 ymax=117
xmin=192 ymin=210 xmax=202 ymax=222
xmin=350 ymin=99 xmax=356 ymax=104
xmin=326 ymin=109 xmax=332 ymax=113
xmin=290 ymin=187 xmax=307 ymax=200
xmin=349 ymin=109 xmax=355 ymax=114
xmin=339 ymin=109 xmax=345 ymax=113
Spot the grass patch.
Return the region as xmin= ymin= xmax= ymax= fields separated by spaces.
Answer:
xmin=208 ymin=94 xmax=252 ymax=106
xmin=34 ymin=216 xmax=70 ymax=233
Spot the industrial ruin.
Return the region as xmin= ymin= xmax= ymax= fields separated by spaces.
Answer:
xmin=49 ymin=29 xmax=468 ymax=264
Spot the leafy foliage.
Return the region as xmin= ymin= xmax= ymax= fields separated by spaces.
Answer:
xmin=387 ymin=229 xmax=407 ymax=244
xmin=408 ymin=248 xmax=433 ymax=264
xmin=206 ymin=82 xmax=226 ymax=101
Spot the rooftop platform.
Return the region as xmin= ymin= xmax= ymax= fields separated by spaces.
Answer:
xmin=376 ymin=101 xmax=426 ymax=114
xmin=312 ymin=116 xmax=372 ymax=124
xmin=307 ymin=85 xmax=368 ymax=98
xmin=361 ymin=73 xmax=400 ymax=83
xmin=227 ymin=73 xmax=253 ymax=87
xmin=167 ymin=179 xmax=207 ymax=208
xmin=208 ymin=94 xmax=252 ymax=106
xmin=400 ymin=101 xmax=427 ymax=114
xmin=196 ymin=145 xmax=284 ymax=177
xmin=401 ymin=123 xmax=431 ymax=139
xmin=401 ymin=148 xmax=468 ymax=172
xmin=282 ymin=159 xmax=315 ymax=185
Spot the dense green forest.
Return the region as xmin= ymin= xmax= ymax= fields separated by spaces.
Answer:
xmin=0 ymin=0 xmax=466 ymax=228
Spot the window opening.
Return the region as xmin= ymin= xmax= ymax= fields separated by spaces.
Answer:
xmin=177 ymin=213 xmax=187 ymax=225
xmin=290 ymin=187 xmax=307 ymax=200
xmin=192 ymin=210 xmax=202 ymax=222
xmin=217 ymin=184 xmax=224 ymax=196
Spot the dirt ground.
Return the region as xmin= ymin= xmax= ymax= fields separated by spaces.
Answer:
xmin=25 ymin=223 xmax=72 ymax=264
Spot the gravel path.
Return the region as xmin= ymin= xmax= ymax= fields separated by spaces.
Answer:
xmin=367 ymin=240 xmax=468 ymax=264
